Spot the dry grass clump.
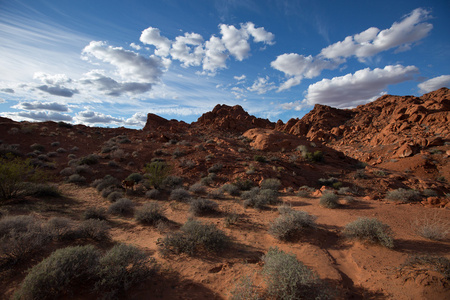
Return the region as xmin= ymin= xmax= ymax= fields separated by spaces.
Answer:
xmin=229 ymin=274 xmax=260 ymax=300
xmin=189 ymin=182 xmax=206 ymax=194
xmin=343 ymin=217 xmax=394 ymax=248
xmin=83 ymin=207 xmax=107 ymax=221
xmin=297 ymin=186 xmax=315 ymax=198
xmin=411 ymin=212 xmax=449 ymax=241
xmin=189 ymin=198 xmax=219 ymax=216
xmin=269 ymin=209 xmax=316 ymax=241
xmin=145 ymin=189 xmax=160 ymax=199
xmin=170 ymin=188 xmax=191 ymax=202
xmin=386 ymin=188 xmax=421 ymax=203
xmin=220 ymin=183 xmax=241 ymax=196
xmin=108 ymin=198 xmax=134 ymax=216
xmin=135 ymin=202 xmax=167 ymax=225
xmin=76 ymin=219 xmax=110 ymax=241
xmin=260 ymin=178 xmax=281 ymax=191
xmin=262 ymin=247 xmax=332 ymax=299
xmin=242 ymin=188 xmax=280 ymax=210
xmin=160 ymin=219 xmax=229 ymax=256
xmin=401 ymin=255 xmax=450 ymax=280
xmin=319 ymin=192 xmax=339 ymax=209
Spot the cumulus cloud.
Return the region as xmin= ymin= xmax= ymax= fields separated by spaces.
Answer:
xmin=13 ymin=101 xmax=70 ymax=112
xmin=234 ymin=74 xmax=246 ymax=81
xmin=219 ymin=24 xmax=250 ymax=61
xmin=80 ymin=70 xmax=152 ymax=96
xmin=74 ymin=110 xmax=122 ymax=125
xmin=140 ymin=27 xmax=171 ymax=57
xmin=247 ymin=76 xmax=276 ymax=94
xmin=170 ymin=32 xmax=204 ymax=67
xmin=124 ymin=112 xmax=147 ymax=126
xmin=33 ymin=72 xmax=78 ymax=97
xmin=271 ymin=53 xmax=338 ymax=90
xmin=1 ymin=88 xmax=14 ymax=93
xmin=2 ymin=111 xmax=73 ymax=122
xmin=320 ymin=8 xmax=432 ymax=60
xmin=130 ymin=43 xmax=141 ymax=50
xmin=203 ymin=36 xmax=228 ymax=72
xmin=242 ymin=22 xmax=275 ymax=45
xmin=304 ymin=65 xmax=419 ymax=108
xmin=418 ymin=75 xmax=450 ymax=93
xmin=82 ymin=41 xmax=164 ymax=83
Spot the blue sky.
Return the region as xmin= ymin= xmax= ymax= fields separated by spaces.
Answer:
xmin=1 ymin=0 xmax=449 ymax=128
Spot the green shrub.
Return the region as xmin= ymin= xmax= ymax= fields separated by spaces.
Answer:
xmin=343 ymin=217 xmax=394 ymax=248
xmin=220 ymin=183 xmax=240 ymax=196
xmin=78 ymin=154 xmax=99 ymax=165
xmin=269 ymin=210 xmax=316 ymax=241
xmin=422 ymin=189 xmax=438 ymax=197
xmin=318 ymin=177 xmax=338 ymax=187
xmin=253 ymin=155 xmax=267 ymax=163
xmin=233 ymin=178 xmax=254 ymax=191
xmin=160 ymin=219 xmax=229 ymax=255
xmin=162 ymin=175 xmax=183 ymax=189
xmin=13 ymin=245 xmax=100 ymax=300
xmin=95 ymin=244 xmax=156 ymax=298
xmin=189 ymin=198 xmax=219 ymax=216
xmin=260 ymin=178 xmax=281 ymax=191
xmin=170 ymin=188 xmax=191 ymax=202
xmin=125 ymin=173 xmax=143 ymax=183
xmin=108 ymin=198 xmax=134 ymax=216
xmin=45 ymin=217 xmax=74 ymax=240
xmin=262 ymin=247 xmax=331 ymax=300
xmin=135 ymin=202 xmax=167 ymax=225
xmin=0 ymin=155 xmax=45 ymax=200
xmin=83 ymin=207 xmax=107 ymax=220
xmin=25 ymin=183 xmax=61 ymax=197
xmin=303 ymin=150 xmax=323 ymax=162
xmin=144 ymin=161 xmax=171 ymax=189
xmin=319 ymin=192 xmax=339 ymax=209
xmin=386 ymin=188 xmax=421 ymax=202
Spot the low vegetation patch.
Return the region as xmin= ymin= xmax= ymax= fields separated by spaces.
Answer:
xmin=319 ymin=192 xmax=340 ymax=209
xmin=135 ymin=202 xmax=167 ymax=225
xmin=189 ymin=198 xmax=219 ymax=216
xmin=411 ymin=212 xmax=449 ymax=241
xmin=269 ymin=209 xmax=316 ymax=241
xmin=386 ymin=188 xmax=421 ymax=203
xmin=83 ymin=207 xmax=107 ymax=221
xmin=262 ymin=247 xmax=332 ymax=299
xmin=108 ymin=198 xmax=134 ymax=216
xmin=343 ymin=217 xmax=394 ymax=248
xmin=260 ymin=178 xmax=281 ymax=191
xmin=170 ymin=188 xmax=191 ymax=202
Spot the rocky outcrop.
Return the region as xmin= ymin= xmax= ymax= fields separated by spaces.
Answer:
xmin=143 ymin=113 xmax=188 ymax=132
xmin=242 ymin=128 xmax=309 ymax=151
xmin=193 ymin=104 xmax=274 ymax=133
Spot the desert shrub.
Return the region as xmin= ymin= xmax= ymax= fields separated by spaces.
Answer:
xmin=30 ymin=143 xmax=45 ymax=152
xmin=172 ymin=148 xmax=185 ymax=158
xmin=436 ymin=176 xmax=446 ymax=183
xmin=145 ymin=189 xmax=160 ymax=199
xmin=83 ymin=207 xmax=107 ymax=221
xmin=162 ymin=175 xmax=183 ymax=189
xmin=220 ymin=183 xmax=240 ymax=196
xmin=303 ymin=150 xmax=323 ymax=163
xmin=108 ymin=160 xmax=119 ymax=167
xmin=269 ymin=210 xmax=316 ymax=241
xmin=75 ymin=164 xmax=92 ymax=174
xmin=297 ymin=186 xmax=315 ymax=198
xmin=60 ymin=167 xmax=75 ymax=176
xmin=386 ymin=188 xmax=421 ymax=203
xmin=37 ymin=154 xmax=50 ymax=161
xmin=233 ymin=178 xmax=254 ymax=191
xmin=229 ymin=274 xmax=260 ymax=300
xmin=144 ymin=161 xmax=171 ymax=189
xmin=13 ymin=245 xmax=100 ymax=300
xmin=318 ymin=177 xmax=338 ymax=187
xmin=401 ymin=255 xmax=450 ymax=280
xmin=258 ymin=189 xmax=280 ymax=205
xmin=94 ymin=175 xmax=121 ymax=192
xmin=319 ymin=192 xmax=339 ymax=209
xmin=47 ymin=151 xmax=58 ymax=158
xmin=189 ymin=182 xmax=206 ymax=194
xmin=45 ymin=217 xmax=74 ymax=240
xmin=189 ymin=198 xmax=219 ymax=216
xmin=76 ymin=219 xmax=110 ymax=241
xmin=343 ymin=217 xmax=394 ymax=248
xmin=95 ymin=244 xmax=156 ymax=298
xmin=208 ymin=163 xmax=223 ymax=174
xmin=277 ymin=204 xmax=293 ymax=215
xmin=224 ymin=212 xmax=240 ymax=227
xmin=208 ymin=189 xmax=223 ymax=199
xmin=0 ymin=215 xmax=48 ymax=264
xmin=78 ymin=154 xmax=100 ymax=165
xmin=108 ymin=198 xmax=134 ymax=216
xmin=373 ymin=170 xmax=386 ymax=177
xmin=411 ymin=213 xmax=449 ymax=241
xmin=160 ymin=219 xmax=229 ymax=255
xmin=135 ymin=202 xmax=167 ymax=225
xmin=422 ymin=189 xmax=438 ymax=197
xmin=260 ymin=178 xmax=281 ymax=191
xmin=0 ymin=155 xmax=46 ymax=200
xmin=338 ymin=187 xmax=351 ymax=195
xmin=58 ymin=121 xmax=73 ymax=128
xmin=56 ymin=147 xmax=67 ymax=153
xmin=253 ymin=155 xmax=267 ymax=163
xmin=0 ymin=143 xmax=22 ymax=157
xmin=25 ymin=183 xmax=61 ymax=198
xmin=332 ymin=181 xmax=343 ymax=189
xmin=126 ymin=173 xmax=144 ymax=183
xmin=262 ymin=247 xmax=331 ymax=300
xmin=170 ymin=188 xmax=191 ymax=202
xmin=107 ymin=191 xmax=123 ymax=202
xmin=66 ymin=174 xmax=86 ymax=184
xmin=354 ymin=169 xmax=367 ymax=179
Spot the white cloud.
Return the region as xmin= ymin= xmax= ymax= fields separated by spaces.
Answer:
xmin=170 ymin=32 xmax=204 ymax=67
xmin=1 ymin=111 xmax=73 ymax=122
xmin=124 ymin=112 xmax=147 ymax=127
xmin=0 ymin=98 xmax=5 ymax=103
xmin=320 ymin=8 xmax=432 ymax=60
xmin=1 ymin=88 xmax=14 ymax=93
xmin=74 ymin=110 xmax=122 ymax=125
xmin=418 ymin=75 xmax=450 ymax=93
xmin=13 ymin=101 xmax=70 ymax=112
xmin=140 ymin=27 xmax=171 ymax=57
xmin=242 ymin=22 xmax=275 ymax=45
xmin=234 ymin=74 xmax=246 ymax=81
xmin=220 ymin=24 xmax=250 ymax=61
xmin=203 ymin=36 xmax=228 ymax=72
xmin=304 ymin=65 xmax=419 ymax=108
xmin=279 ymin=100 xmax=304 ymax=111
xmin=271 ymin=53 xmax=338 ymax=90
xmin=130 ymin=43 xmax=141 ymax=50
xmin=82 ymin=41 xmax=164 ymax=83
xmin=247 ymin=76 xmax=276 ymax=94
xmin=33 ymin=72 xmax=78 ymax=97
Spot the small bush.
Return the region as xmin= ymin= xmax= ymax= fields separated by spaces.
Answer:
xmin=253 ymin=155 xmax=267 ymax=163
xmin=354 ymin=169 xmax=367 ymax=179
xmin=60 ymin=167 xmax=75 ymax=176
xmin=297 ymin=186 xmax=315 ymax=198
xmin=401 ymin=255 xmax=450 ymax=280
xmin=229 ymin=274 xmax=260 ymax=300
xmin=25 ymin=183 xmax=61 ymax=198
xmin=411 ymin=213 xmax=449 ymax=241
xmin=260 ymin=178 xmax=281 ymax=191
xmin=343 ymin=217 xmax=394 ymax=248
xmin=160 ymin=219 xmax=229 ymax=255
xmin=234 ymin=178 xmax=254 ymax=191
xmin=208 ymin=163 xmax=223 ymax=174
xmin=189 ymin=183 xmax=206 ymax=194
xmin=13 ymin=245 xmax=100 ymax=300
xmin=145 ymin=189 xmax=160 ymax=199
xmin=83 ymin=207 xmax=107 ymax=221
xmin=422 ymin=189 xmax=438 ymax=197
xmin=108 ymin=198 xmax=134 ymax=216
xmin=56 ymin=147 xmax=67 ymax=153
xmin=76 ymin=219 xmax=110 ymax=241
xmin=262 ymin=247 xmax=331 ymax=300
xmin=45 ymin=217 xmax=74 ymax=240
xmin=30 ymin=143 xmax=45 ymax=152
xmin=94 ymin=175 xmax=121 ymax=192
xmin=95 ymin=244 xmax=156 ymax=298
xmin=135 ymin=202 xmax=167 ymax=225
xmin=144 ymin=161 xmax=171 ymax=189
xmin=126 ymin=173 xmax=144 ymax=183
xmin=386 ymin=188 xmax=421 ymax=203
xmin=189 ymin=198 xmax=219 ymax=216
xmin=75 ymin=164 xmax=92 ymax=174
xmin=170 ymin=188 xmax=191 ymax=202
xmin=220 ymin=183 xmax=240 ymax=196
xmin=319 ymin=192 xmax=339 ymax=209
xmin=78 ymin=154 xmax=99 ymax=165
xmin=258 ymin=189 xmax=280 ymax=205
xmin=66 ymin=174 xmax=86 ymax=184
xmin=107 ymin=191 xmax=123 ymax=202
xmin=318 ymin=177 xmax=338 ymax=187
xmin=269 ymin=210 xmax=316 ymax=241
xmin=162 ymin=175 xmax=183 ymax=189
xmin=208 ymin=189 xmax=223 ymax=199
